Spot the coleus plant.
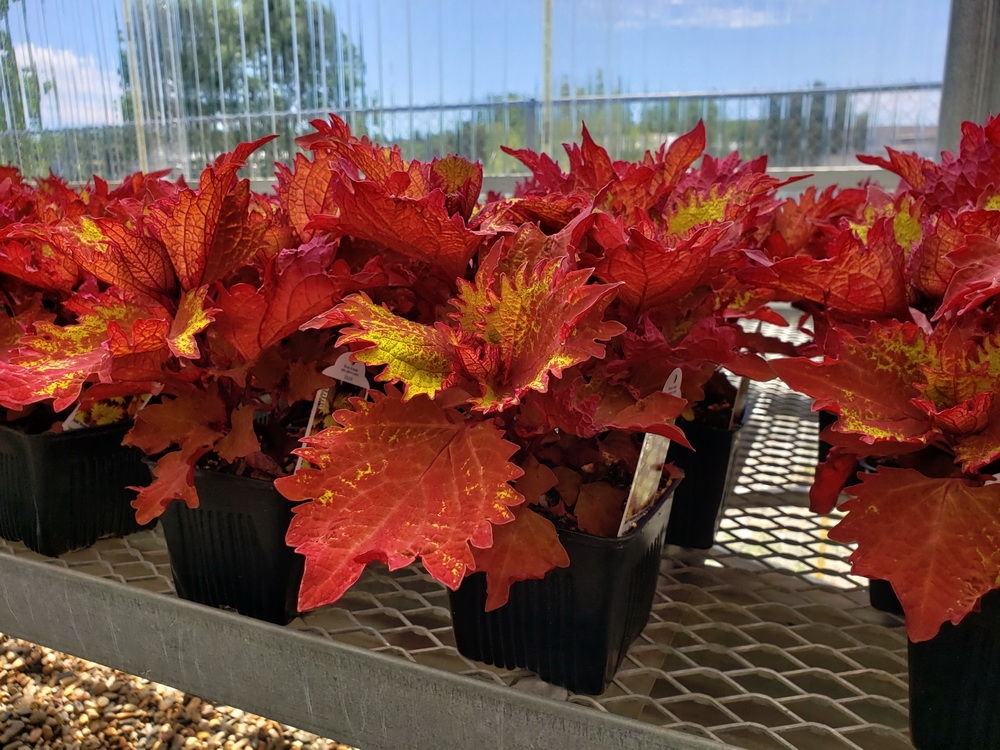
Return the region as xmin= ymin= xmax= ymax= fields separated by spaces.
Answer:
xmin=269 ymin=118 xmax=699 ymax=613
xmin=769 ymin=114 xmax=1000 ymax=642
xmin=272 ymin=118 xmax=851 ymax=614
xmin=0 ymin=167 xmax=183 ymax=430
xmin=0 ymin=137 xmax=385 ymax=526
xmin=275 ymin=240 xmax=691 ymax=612
xmin=495 ymin=121 xmax=792 ymax=417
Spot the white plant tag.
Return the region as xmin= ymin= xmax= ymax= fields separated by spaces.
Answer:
xmin=295 ymin=387 xmax=336 ymax=472
xmin=322 ymin=352 xmax=370 ymax=390
xmin=617 ymin=368 xmax=683 ymax=537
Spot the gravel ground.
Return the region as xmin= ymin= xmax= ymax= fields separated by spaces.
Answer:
xmin=0 ymin=635 xmax=355 ymax=750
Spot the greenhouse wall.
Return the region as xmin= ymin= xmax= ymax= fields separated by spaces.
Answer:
xmin=0 ymin=0 xmax=949 ymax=184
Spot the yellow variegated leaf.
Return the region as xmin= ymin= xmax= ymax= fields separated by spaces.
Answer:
xmin=336 ymin=295 xmax=456 ymax=400
xmin=167 ymin=286 xmax=218 ymax=359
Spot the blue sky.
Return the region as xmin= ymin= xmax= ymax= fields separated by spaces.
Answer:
xmin=362 ymin=0 xmax=950 ymax=107
xmin=6 ymin=0 xmax=951 ymax=126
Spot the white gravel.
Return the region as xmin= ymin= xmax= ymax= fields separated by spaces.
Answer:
xmin=0 ymin=634 xmax=357 ymax=750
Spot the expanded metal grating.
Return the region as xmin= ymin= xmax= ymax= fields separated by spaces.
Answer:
xmin=0 ymin=369 xmax=913 ymax=749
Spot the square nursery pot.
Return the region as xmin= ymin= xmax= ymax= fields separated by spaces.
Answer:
xmin=908 ymin=589 xmax=1000 ymax=749
xmin=448 ymin=482 xmax=678 ymax=695
xmin=0 ymin=421 xmax=151 ymax=557
xmin=661 ymin=408 xmax=748 ymax=549
xmin=161 ymin=469 xmax=304 ymax=625
xmin=868 ymin=578 xmax=905 ymax=618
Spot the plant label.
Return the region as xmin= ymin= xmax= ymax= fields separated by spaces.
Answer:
xmin=297 ymin=356 xmax=370 ymax=471
xmin=62 ymin=393 xmax=153 ymax=431
xmin=322 ymin=352 xmax=370 ymax=390
xmin=729 ymin=376 xmax=750 ymax=430
xmin=617 ymin=368 xmax=683 ymax=536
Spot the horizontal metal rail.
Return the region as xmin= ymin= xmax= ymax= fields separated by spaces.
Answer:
xmin=0 ymin=552 xmax=726 ymax=750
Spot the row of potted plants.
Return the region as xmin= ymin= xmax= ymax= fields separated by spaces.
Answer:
xmin=0 ymin=118 xmax=784 ymax=694
xmin=2 ymin=115 xmax=1000 ymax=745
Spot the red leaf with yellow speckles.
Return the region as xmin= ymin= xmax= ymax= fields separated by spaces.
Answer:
xmin=472 ymin=504 xmax=570 ymax=610
xmin=449 ymin=259 xmax=624 ymax=411
xmin=274 ymin=388 xmax=524 ymax=611
xmin=0 ymin=295 xmax=155 ymax=411
xmin=770 ymin=322 xmax=936 ymax=447
xmin=167 ymin=286 xmax=217 ymax=360
xmin=829 ymin=469 xmax=1000 ymax=641
xmin=337 ymin=294 xmax=458 ymax=401
xmin=338 ymin=259 xmax=624 ymax=412
xmin=55 ymin=216 xmax=176 ymax=304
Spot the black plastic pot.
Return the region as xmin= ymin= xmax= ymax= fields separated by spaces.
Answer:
xmin=817 ymin=409 xmax=837 ymax=464
xmin=448 ymin=483 xmax=677 ymax=695
xmin=909 ymin=589 xmax=1000 ymax=749
xmin=868 ymin=578 xmax=905 ymax=617
xmin=0 ymin=421 xmax=151 ymax=556
xmin=161 ymin=470 xmax=304 ymax=625
xmin=662 ymin=412 xmax=746 ymax=549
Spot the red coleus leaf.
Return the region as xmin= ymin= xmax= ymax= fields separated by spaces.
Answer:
xmin=125 ymin=390 xmax=229 ymax=523
xmin=770 ymin=322 xmax=935 ymax=446
xmin=906 ymin=210 xmax=999 ymax=302
xmin=214 ymin=404 xmax=261 ymax=463
xmin=275 ymin=389 xmax=524 ymax=611
xmin=58 ymin=216 xmax=176 ymax=304
xmin=426 ymin=155 xmax=483 ymax=221
xmin=765 ymin=185 xmax=867 ymax=260
xmin=131 ymin=450 xmax=201 ymax=525
xmin=473 ymin=193 xmax=591 ymax=234
xmin=0 ymin=226 xmax=81 ymax=292
xmin=658 ymin=121 xmax=708 ymax=186
xmin=275 ymin=152 xmax=341 ymax=241
xmin=124 ymin=390 xmax=227 ymax=456
xmin=210 ymin=284 xmax=268 ymax=364
xmin=146 ymin=136 xmax=276 ymax=290
xmin=829 ymin=469 xmax=1000 ymax=641
xmin=0 ymin=295 xmax=155 ymax=411
xmin=808 ymin=447 xmax=859 ymax=513
xmin=750 ymin=217 xmax=909 ymax=319
xmin=449 ymin=260 xmax=624 ymax=411
xmin=593 ymin=221 xmax=737 ymax=316
xmin=471 ymin=504 xmax=570 ymax=611
xmin=859 ymin=116 xmax=1000 ymax=210
xmin=524 ymin=373 xmax=689 ymax=445
xmin=575 ymin=482 xmax=628 ymax=536
xmin=337 ymin=294 xmax=457 ymax=400
xmin=500 ymin=146 xmax=573 ymax=195
xmin=857 ymin=147 xmax=930 ymax=192
xmin=340 ymin=259 xmax=624 ymax=412
xmin=938 ymin=235 xmax=1000 ymax=316
xmin=308 ymin=178 xmax=486 ymax=281
xmin=257 ymin=239 xmax=367 ymax=351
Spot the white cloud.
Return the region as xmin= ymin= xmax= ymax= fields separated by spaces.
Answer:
xmin=589 ymin=0 xmax=801 ymax=31
xmin=13 ymin=43 xmax=123 ymax=128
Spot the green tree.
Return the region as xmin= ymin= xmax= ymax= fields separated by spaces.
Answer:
xmin=124 ymin=0 xmax=366 ymax=177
